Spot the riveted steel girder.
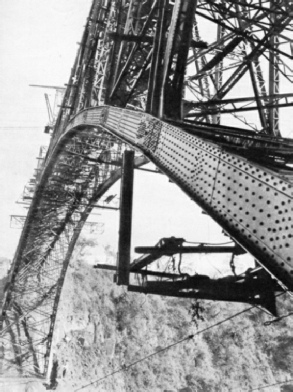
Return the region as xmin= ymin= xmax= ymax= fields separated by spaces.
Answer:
xmin=67 ymin=106 xmax=293 ymax=290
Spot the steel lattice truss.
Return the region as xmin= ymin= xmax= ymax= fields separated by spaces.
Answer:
xmin=1 ymin=0 xmax=293 ymax=380
xmin=0 ymin=128 xmax=135 ymax=377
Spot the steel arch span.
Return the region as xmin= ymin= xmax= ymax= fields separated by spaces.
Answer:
xmin=1 ymin=0 xmax=293 ymax=380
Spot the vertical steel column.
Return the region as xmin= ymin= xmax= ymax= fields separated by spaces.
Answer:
xmin=146 ymin=0 xmax=169 ymax=116
xmin=109 ymin=0 xmax=137 ymax=95
xmin=104 ymin=0 xmax=125 ymax=104
xmin=117 ymin=150 xmax=134 ymax=285
xmin=213 ymin=23 xmax=224 ymax=125
xmin=192 ymin=19 xmax=212 ymax=123
xmin=269 ymin=0 xmax=281 ymax=137
xmin=159 ymin=0 xmax=197 ymax=120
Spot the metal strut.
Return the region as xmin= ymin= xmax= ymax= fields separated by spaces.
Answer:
xmin=117 ymin=150 xmax=135 ymax=286
xmin=128 ymin=268 xmax=279 ymax=316
xmin=159 ymin=0 xmax=197 ymax=119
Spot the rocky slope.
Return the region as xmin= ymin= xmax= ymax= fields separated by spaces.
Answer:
xmin=0 ymin=242 xmax=292 ymax=391
xmin=49 ymin=239 xmax=293 ymax=392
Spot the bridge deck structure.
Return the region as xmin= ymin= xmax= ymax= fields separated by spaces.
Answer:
xmin=1 ymin=0 xmax=293 ymax=380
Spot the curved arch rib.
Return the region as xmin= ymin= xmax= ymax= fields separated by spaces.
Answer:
xmin=67 ymin=105 xmax=293 ymax=292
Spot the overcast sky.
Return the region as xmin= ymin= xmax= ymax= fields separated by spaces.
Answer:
xmin=0 ymin=0 xmax=252 ymax=277
xmin=0 ymin=0 xmax=92 ymax=257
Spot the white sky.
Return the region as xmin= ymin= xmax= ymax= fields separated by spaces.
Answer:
xmin=0 ymin=0 xmax=92 ymax=257
xmin=0 ymin=0 xmax=252 ymax=276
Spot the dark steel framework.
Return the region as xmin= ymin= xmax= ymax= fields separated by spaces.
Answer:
xmin=1 ymin=0 xmax=293 ymax=380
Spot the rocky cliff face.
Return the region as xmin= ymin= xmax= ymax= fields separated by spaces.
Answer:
xmin=49 ymin=240 xmax=293 ymax=392
xmin=1 ymin=243 xmax=293 ymax=391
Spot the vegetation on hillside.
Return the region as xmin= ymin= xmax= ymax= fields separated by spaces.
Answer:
xmin=50 ymin=238 xmax=293 ymax=392
xmin=1 ymin=242 xmax=292 ymax=391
